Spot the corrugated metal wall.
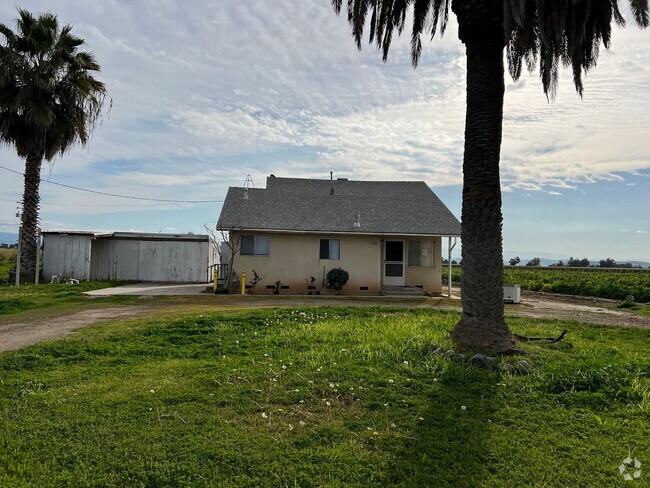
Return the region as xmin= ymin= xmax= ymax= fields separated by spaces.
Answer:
xmin=88 ymin=238 xmax=208 ymax=282
xmin=42 ymin=235 xmax=93 ymax=281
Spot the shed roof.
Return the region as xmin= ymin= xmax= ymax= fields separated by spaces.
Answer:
xmin=42 ymin=231 xmax=208 ymax=242
xmin=217 ymin=176 xmax=461 ymax=236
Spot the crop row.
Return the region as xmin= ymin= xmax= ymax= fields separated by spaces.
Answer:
xmin=447 ymin=266 xmax=650 ymax=303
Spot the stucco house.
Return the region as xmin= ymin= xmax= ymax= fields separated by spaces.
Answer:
xmin=217 ymin=175 xmax=461 ymax=295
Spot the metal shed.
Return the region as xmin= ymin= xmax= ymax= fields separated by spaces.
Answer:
xmin=42 ymin=231 xmax=209 ymax=283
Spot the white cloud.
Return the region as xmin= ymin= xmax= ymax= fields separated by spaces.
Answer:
xmin=636 ymin=230 xmax=648 ymax=234
xmin=510 ymin=182 xmax=543 ymax=191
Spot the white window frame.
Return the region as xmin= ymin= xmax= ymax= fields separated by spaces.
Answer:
xmin=319 ymin=238 xmax=340 ymax=260
xmin=240 ymin=235 xmax=269 ymax=256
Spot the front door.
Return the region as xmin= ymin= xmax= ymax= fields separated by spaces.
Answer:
xmin=383 ymin=240 xmax=404 ymax=286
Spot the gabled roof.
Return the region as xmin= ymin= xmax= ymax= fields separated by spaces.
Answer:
xmin=217 ymin=176 xmax=460 ymax=236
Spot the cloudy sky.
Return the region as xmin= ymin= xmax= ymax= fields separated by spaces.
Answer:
xmin=1 ymin=1 xmax=648 ymax=261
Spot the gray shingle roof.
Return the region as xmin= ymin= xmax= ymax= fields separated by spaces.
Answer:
xmin=217 ymin=176 xmax=461 ymax=236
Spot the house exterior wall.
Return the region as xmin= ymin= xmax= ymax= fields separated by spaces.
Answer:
xmin=230 ymin=232 xmax=443 ymax=294
xmin=403 ymin=237 xmax=442 ymax=292
xmin=89 ymin=238 xmax=209 ymax=282
xmin=231 ymin=231 xmax=382 ymax=294
xmin=42 ymin=234 xmax=93 ymax=281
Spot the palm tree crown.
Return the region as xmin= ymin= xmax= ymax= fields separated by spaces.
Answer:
xmin=333 ymin=0 xmax=649 ymax=97
xmin=0 ymin=8 xmax=107 ymax=282
xmin=0 ymin=8 xmax=106 ymax=159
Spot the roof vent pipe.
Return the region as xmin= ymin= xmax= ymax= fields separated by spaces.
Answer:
xmin=330 ymin=187 xmax=334 ymax=196
xmin=243 ymin=187 xmax=249 ymax=199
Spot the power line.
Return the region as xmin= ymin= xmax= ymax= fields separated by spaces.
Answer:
xmin=0 ymin=165 xmax=224 ymax=203
xmin=0 ymin=197 xmax=189 ymax=207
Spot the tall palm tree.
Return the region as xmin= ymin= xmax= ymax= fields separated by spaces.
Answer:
xmin=0 ymin=8 xmax=107 ymax=282
xmin=332 ymin=0 xmax=648 ymax=353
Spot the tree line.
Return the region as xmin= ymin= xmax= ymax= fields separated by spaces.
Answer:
xmin=506 ymin=256 xmax=646 ymax=268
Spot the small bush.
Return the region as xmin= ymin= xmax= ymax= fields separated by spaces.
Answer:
xmin=325 ymin=268 xmax=349 ymax=292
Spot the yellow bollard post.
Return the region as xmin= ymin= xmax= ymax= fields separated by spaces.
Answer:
xmin=241 ymin=271 xmax=246 ymax=295
xmin=213 ymin=267 xmax=218 ymax=293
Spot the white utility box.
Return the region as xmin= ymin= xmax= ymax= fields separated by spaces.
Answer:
xmin=503 ymin=284 xmax=521 ymax=304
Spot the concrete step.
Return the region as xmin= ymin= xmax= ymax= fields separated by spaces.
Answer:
xmin=381 ymin=286 xmax=425 ymax=297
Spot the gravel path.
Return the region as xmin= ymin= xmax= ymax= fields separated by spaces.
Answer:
xmin=0 ymin=306 xmax=153 ymax=353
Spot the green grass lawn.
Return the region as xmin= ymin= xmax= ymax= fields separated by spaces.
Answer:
xmin=0 ymin=307 xmax=648 ymax=487
xmin=0 ymin=281 xmax=139 ymax=316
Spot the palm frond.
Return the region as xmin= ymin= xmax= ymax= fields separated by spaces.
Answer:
xmin=332 ymin=0 xmax=449 ymax=67
xmin=505 ymin=0 xmax=649 ymax=98
xmin=630 ymin=0 xmax=650 ymax=26
xmin=0 ymin=7 xmax=107 ymax=161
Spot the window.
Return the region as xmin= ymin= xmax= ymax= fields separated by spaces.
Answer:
xmin=240 ymin=235 xmax=269 ymax=256
xmin=319 ymin=239 xmax=340 ymax=260
xmin=408 ymin=240 xmax=434 ymax=267
xmin=408 ymin=241 xmax=421 ymax=266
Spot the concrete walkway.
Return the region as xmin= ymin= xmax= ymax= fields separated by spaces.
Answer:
xmin=86 ymin=283 xmax=209 ymax=296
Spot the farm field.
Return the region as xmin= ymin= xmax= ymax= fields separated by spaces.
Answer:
xmin=0 ymin=306 xmax=648 ymax=487
xmin=449 ymin=266 xmax=650 ymax=303
xmin=0 ymin=248 xmax=15 ymax=284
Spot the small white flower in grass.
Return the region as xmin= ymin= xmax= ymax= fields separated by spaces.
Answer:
xmin=403 ymin=361 xmax=409 ymax=365
xmin=264 ymin=354 xmax=268 ymax=357
xmin=222 ymin=355 xmax=226 ymax=359
xmin=325 ymin=401 xmax=331 ymax=406
xmin=261 ymin=412 xmax=268 ymax=418
xmin=389 ymin=379 xmax=394 ymax=384
xmin=149 ymin=407 xmax=153 ymax=411
xmin=282 ymin=365 xmax=287 ymax=370
xmin=461 ymin=406 xmax=467 ymax=411
xmin=390 ymin=423 xmax=396 ymax=428
xmin=288 ymin=424 xmax=294 ymax=431
xmin=235 ymin=340 xmax=239 ymax=344
xmin=150 ymin=389 xmax=155 ymax=394
xmin=433 ymin=378 xmax=438 ymax=382
xmin=299 ymin=421 xmax=305 ymax=426
xmin=329 ymin=383 xmax=335 ymax=388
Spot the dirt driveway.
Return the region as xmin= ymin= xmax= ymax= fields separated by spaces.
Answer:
xmin=1 ymin=289 xmax=648 ymax=353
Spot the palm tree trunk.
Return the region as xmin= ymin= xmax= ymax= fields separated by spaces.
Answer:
xmin=19 ymin=153 xmax=43 ymax=283
xmin=450 ymin=27 xmax=515 ymax=353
